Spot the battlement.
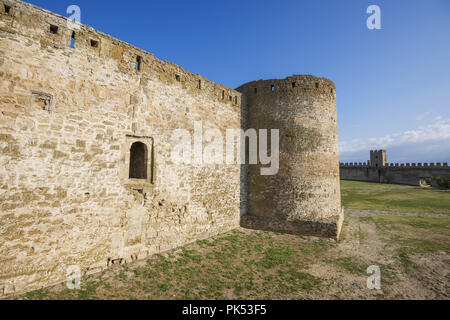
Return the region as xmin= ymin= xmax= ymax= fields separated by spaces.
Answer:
xmin=0 ymin=0 xmax=241 ymax=107
xmin=340 ymin=162 xmax=449 ymax=168
xmin=339 ymin=162 xmax=368 ymax=167
xmin=385 ymin=162 xmax=449 ymax=168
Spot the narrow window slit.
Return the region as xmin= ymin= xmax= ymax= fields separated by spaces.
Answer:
xmin=70 ymin=32 xmax=75 ymax=48
xmin=315 ymin=82 xmax=319 ymax=89
xmin=4 ymin=5 xmax=11 ymax=14
xmin=136 ymin=55 xmax=142 ymax=71
xmin=198 ymin=80 xmax=202 ymax=89
xmin=292 ymin=82 xmax=296 ymax=88
xmin=175 ymin=74 xmax=180 ymax=81
xmin=49 ymin=25 xmax=58 ymax=34
xmin=271 ymin=85 xmax=275 ymax=92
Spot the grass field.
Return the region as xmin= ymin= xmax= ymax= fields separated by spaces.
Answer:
xmin=16 ymin=181 xmax=450 ymax=300
xmin=341 ymin=180 xmax=450 ymax=214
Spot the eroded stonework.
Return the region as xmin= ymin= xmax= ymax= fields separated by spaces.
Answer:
xmin=0 ymin=0 xmax=343 ymax=296
xmin=237 ymin=76 xmax=343 ymax=239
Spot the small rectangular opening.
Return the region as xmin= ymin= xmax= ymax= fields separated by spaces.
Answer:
xmin=198 ymin=79 xmax=202 ymax=89
xmin=222 ymin=90 xmax=225 ymax=99
xmin=315 ymin=82 xmax=319 ymax=89
xmin=70 ymin=31 xmax=75 ymax=48
xmin=271 ymin=85 xmax=275 ymax=92
xmin=136 ymin=55 xmax=142 ymax=71
xmin=292 ymin=82 xmax=296 ymax=88
xmin=90 ymin=39 xmax=99 ymax=48
xmin=175 ymin=74 xmax=180 ymax=81
xmin=4 ymin=5 xmax=11 ymax=14
xmin=49 ymin=24 xmax=58 ymax=34
xmin=234 ymin=96 xmax=238 ymax=104
xmin=330 ymin=88 xmax=334 ymax=94
xmin=254 ymin=88 xmax=257 ymax=93
xmin=229 ymin=96 xmax=232 ymax=101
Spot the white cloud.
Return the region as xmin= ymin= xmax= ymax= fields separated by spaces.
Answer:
xmin=415 ymin=112 xmax=430 ymax=121
xmin=339 ymin=117 xmax=450 ymax=161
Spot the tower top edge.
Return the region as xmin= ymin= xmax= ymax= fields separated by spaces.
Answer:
xmin=236 ymin=75 xmax=335 ymax=91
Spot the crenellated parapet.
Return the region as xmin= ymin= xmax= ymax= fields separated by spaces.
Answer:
xmin=340 ymin=161 xmax=449 ymax=169
xmin=340 ymin=162 xmax=368 ymax=168
xmin=384 ymin=162 xmax=449 ymax=168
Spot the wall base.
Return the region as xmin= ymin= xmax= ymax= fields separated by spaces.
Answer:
xmin=241 ymin=209 xmax=344 ymax=240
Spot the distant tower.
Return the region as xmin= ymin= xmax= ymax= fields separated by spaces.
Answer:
xmin=236 ymin=75 xmax=344 ymax=239
xmin=369 ymin=150 xmax=387 ymax=168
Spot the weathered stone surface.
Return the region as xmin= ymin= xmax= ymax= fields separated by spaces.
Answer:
xmin=0 ymin=0 xmax=241 ymax=296
xmin=0 ymin=0 xmax=343 ymax=297
xmin=237 ymin=76 xmax=343 ymax=240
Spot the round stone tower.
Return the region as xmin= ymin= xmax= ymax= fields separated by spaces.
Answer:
xmin=236 ymin=75 xmax=343 ymax=239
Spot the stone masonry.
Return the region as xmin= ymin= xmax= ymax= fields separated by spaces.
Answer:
xmin=340 ymin=150 xmax=450 ymax=186
xmin=0 ymin=0 xmax=343 ymax=296
xmin=237 ymin=76 xmax=343 ymax=239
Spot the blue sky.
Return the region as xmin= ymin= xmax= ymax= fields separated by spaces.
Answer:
xmin=27 ymin=0 xmax=450 ymax=163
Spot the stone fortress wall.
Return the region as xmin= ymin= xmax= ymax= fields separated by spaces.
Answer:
xmin=340 ymin=150 xmax=450 ymax=186
xmin=0 ymin=0 xmax=242 ymax=296
xmin=0 ymin=0 xmax=343 ymax=296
